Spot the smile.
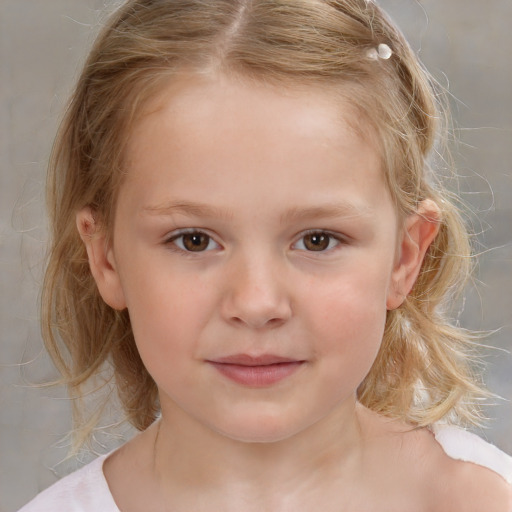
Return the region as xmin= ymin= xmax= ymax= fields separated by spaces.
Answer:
xmin=207 ymin=354 xmax=305 ymax=387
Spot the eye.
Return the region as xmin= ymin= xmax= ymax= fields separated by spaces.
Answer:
xmin=293 ymin=231 xmax=342 ymax=252
xmin=167 ymin=230 xmax=220 ymax=252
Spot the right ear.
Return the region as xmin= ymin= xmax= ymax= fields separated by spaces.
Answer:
xmin=76 ymin=207 xmax=127 ymax=310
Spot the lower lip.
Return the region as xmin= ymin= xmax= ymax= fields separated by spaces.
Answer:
xmin=209 ymin=361 xmax=304 ymax=387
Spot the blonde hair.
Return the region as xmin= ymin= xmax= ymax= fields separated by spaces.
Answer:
xmin=42 ymin=0 xmax=486 ymax=442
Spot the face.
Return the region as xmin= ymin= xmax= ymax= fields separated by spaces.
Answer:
xmin=84 ymin=75 xmax=418 ymax=443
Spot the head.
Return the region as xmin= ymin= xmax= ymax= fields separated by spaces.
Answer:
xmin=43 ymin=0 xmax=481 ymax=439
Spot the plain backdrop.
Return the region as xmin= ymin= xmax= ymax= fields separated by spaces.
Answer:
xmin=1 ymin=1 xmax=511 ymax=510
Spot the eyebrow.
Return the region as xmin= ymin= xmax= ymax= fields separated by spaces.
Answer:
xmin=142 ymin=200 xmax=372 ymax=223
xmin=143 ymin=201 xmax=235 ymax=221
xmin=279 ymin=203 xmax=372 ymax=224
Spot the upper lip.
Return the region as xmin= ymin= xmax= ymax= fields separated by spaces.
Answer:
xmin=208 ymin=354 xmax=302 ymax=366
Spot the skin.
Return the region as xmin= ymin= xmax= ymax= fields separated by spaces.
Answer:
xmin=78 ymin=75 xmax=511 ymax=511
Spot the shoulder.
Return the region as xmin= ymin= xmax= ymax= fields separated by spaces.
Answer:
xmin=430 ymin=451 xmax=512 ymax=512
xmin=428 ymin=424 xmax=512 ymax=512
xmin=18 ymin=454 xmax=120 ymax=512
xmin=358 ymin=408 xmax=512 ymax=512
xmin=431 ymin=424 xmax=512 ymax=484
xmin=414 ymin=424 xmax=512 ymax=512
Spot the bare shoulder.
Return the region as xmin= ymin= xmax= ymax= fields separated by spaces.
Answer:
xmin=430 ymin=453 xmax=512 ymax=512
xmin=404 ymin=425 xmax=512 ymax=512
xmin=356 ymin=406 xmax=512 ymax=512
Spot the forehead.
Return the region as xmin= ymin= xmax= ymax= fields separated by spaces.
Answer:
xmin=127 ymin=74 xmax=381 ymax=167
xmin=120 ymin=74 xmax=391 ymax=219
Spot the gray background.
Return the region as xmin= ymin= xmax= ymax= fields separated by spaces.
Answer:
xmin=1 ymin=1 xmax=511 ymax=510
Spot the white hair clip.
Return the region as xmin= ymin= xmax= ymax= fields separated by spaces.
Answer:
xmin=367 ymin=43 xmax=393 ymax=61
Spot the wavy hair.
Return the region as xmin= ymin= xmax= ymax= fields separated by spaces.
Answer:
xmin=42 ymin=0 xmax=486 ymax=444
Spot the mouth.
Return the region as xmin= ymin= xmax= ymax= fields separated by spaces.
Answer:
xmin=206 ymin=354 xmax=305 ymax=387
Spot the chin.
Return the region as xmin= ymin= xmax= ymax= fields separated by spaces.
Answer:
xmin=211 ymin=411 xmax=311 ymax=444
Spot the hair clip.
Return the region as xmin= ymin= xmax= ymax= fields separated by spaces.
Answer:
xmin=367 ymin=43 xmax=393 ymax=61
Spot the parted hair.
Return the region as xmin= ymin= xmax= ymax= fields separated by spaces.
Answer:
xmin=42 ymin=0 xmax=485 ymax=443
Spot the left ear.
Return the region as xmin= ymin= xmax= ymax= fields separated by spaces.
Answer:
xmin=386 ymin=199 xmax=441 ymax=310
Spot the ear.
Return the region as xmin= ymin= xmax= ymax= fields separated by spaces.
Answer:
xmin=76 ymin=207 xmax=127 ymax=310
xmin=386 ymin=199 xmax=441 ymax=310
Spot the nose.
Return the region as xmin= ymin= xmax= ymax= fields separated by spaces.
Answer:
xmin=220 ymin=251 xmax=292 ymax=329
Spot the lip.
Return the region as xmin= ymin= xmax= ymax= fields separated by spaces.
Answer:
xmin=207 ymin=354 xmax=305 ymax=387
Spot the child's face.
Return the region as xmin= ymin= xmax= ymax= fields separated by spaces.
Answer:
xmin=88 ymin=75 xmax=418 ymax=442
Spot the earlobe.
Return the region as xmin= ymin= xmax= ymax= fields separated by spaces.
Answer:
xmin=76 ymin=208 xmax=127 ymax=310
xmin=386 ymin=199 xmax=441 ymax=310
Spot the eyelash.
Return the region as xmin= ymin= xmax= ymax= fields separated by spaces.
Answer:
xmin=164 ymin=229 xmax=347 ymax=254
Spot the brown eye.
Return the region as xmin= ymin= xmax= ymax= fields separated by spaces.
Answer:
xmin=170 ymin=231 xmax=218 ymax=252
xmin=303 ymin=232 xmax=331 ymax=251
xmin=182 ymin=233 xmax=210 ymax=251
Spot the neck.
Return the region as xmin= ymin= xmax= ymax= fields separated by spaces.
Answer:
xmin=151 ymin=397 xmax=364 ymax=508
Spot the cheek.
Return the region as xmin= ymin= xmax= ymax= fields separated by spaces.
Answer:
xmin=311 ymin=266 xmax=389 ymax=327
xmin=305 ymin=268 xmax=389 ymax=372
xmin=120 ymin=268 xmax=215 ymax=365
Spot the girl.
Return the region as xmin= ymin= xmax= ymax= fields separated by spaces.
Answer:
xmin=19 ymin=0 xmax=512 ymax=510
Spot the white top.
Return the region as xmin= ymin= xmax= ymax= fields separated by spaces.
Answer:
xmin=18 ymin=453 xmax=118 ymax=512
xmin=18 ymin=426 xmax=512 ymax=511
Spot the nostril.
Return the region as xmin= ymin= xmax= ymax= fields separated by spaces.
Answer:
xmin=228 ymin=314 xmax=288 ymax=330
xmin=267 ymin=317 xmax=285 ymax=327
